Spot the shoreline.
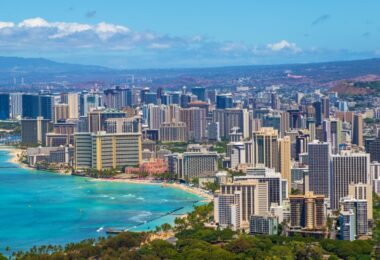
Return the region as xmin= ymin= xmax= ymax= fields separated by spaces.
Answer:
xmin=0 ymin=146 xmax=213 ymax=202
xmin=0 ymin=146 xmax=26 ymax=166
xmin=90 ymin=178 xmax=213 ymax=202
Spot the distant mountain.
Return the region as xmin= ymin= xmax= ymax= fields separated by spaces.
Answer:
xmin=0 ymin=56 xmax=113 ymax=74
xmin=1 ymin=56 xmax=380 ymax=90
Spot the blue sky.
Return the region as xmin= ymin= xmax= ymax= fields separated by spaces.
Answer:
xmin=0 ymin=0 xmax=379 ymax=68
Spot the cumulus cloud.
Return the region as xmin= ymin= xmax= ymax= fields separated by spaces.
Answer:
xmin=266 ymin=40 xmax=301 ymax=52
xmin=0 ymin=17 xmax=310 ymax=68
xmin=0 ymin=22 xmax=15 ymax=29
xmin=311 ymin=14 xmax=331 ymax=26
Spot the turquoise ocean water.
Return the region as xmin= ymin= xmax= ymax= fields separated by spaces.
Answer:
xmin=0 ymin=149 xmax=201 ymax=253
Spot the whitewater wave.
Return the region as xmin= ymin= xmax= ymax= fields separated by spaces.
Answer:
xmin=122 ymin=194 xmax=136 ymax=198
xmin=96 ymin=226 xmax=104 ymax=232
xmin=129 ymin=211 xmax=152 ymax=223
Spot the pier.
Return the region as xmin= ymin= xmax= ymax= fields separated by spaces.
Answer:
xmin=105 ymin=206 xmax=186 ymax=234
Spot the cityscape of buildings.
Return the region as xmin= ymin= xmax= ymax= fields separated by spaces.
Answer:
xmin=0 ymin=81 xmax=380 ymax=242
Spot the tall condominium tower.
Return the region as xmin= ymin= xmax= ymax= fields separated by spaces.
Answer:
xmin=74 ymin=131 xmax=142 ymax=170
xmin=352 ymin=114 xmax=363 ymax=147
xmin=289 ymin=192 xmax=326 ymax=230
xmin=308 ymin=141 xmax=331 ymax=198
xmin=330 ymin=151 xmax=370 ymax=210
xmin=252 ymin=127 xmax=279 ymax=171
xmin=279 ymin=136 xmax=292 ymax=191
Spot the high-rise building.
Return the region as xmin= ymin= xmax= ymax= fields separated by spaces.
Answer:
xmin=80 ymin=91 xmax=103 ymax=116
xmin=159 ymin=121 xmax=188 ymax=142
xmin=289 ymin=192 xmax=326 ymax=230
xmin=321 ymin=96 xmax=330 ymax=119
xmin=38 ymin=95 xmax=55 ymax=121
xmin=191 ymin=87 xmax=206 ymax=101
xmin=54 ymin=104 xmax=69 ymax=122
xmin=313 ymin=101 xmax=323 ymax=127
xmin=352 ymin=114 xmax=363 ymax=147
xmin=340 ymin=197 xmax=368 ymax=237
xmin=21 ymin=117 xmax=51 ymax=146
xmin=338 ymin=210 xmax=356 ymax=241
xmin=262 ymin=114 xmax=281 ymax=133
xmin=167 ymin=152 xmax=218 ymax=180
xmin=214 ymin=191 xmax=242 ymax=230
xmin=147 ymin=104 xmax=167 ymax=130
xmin=348 ymin=183 xmax=372 ymax=220
xmin=105 ymin=117 xmax=141 ymax=133
xmin=0 ymin=93 xmax=10 ymax=120
xmin=323 ymin=118 xmax=342 ymax=154
xmin=180 ymin=107 xmax=207 ymax=142
xmin=249 ymin=215 xmax=278 ymax=235
xmin=368 ymin=138 xmax=380 ymax=162
xmin=252 ymin=127 xmax=279 ymax=171
xmin=67 ymin=93 xmax=79 ymax=119
xmin=207 ymin=122 xmax=220 ymax=142
xmin=74 ymin=131 xmax=142 ymax=170
xmin=216 ymin=94 xmax=233 ymax=109
xmin=103 ymin=88 xmax=123 ymax=109
xmin=87 ymin=109 xmax=127 ymax=133
xmin=22 ymin=94 xmax=39 ymax=119
xmin=9 ymin=93 xmax=23 ymax=119
xmin=279 ymin=136 xmax=291 ymax=191
xmin=330 ymin=152 xmax=370 ymax=210
xmin=308 ymin=141 xmax=331 ymax=198
xmin=22 ymin=94 xmax=54 ymax=120
xmin=220 ymin=180 xmax=269 ymax=224
xmin=235 ymin=167 xmax=286 ymax=209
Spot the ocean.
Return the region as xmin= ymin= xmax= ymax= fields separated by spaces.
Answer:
xmin=0 ymin=149 xmax=201 ymax=253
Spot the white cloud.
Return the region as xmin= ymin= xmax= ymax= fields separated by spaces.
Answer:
xmin=95 ymin=22 xmax=129 ymax=40
xmin=0 ymin=17 xmax=313 ymax=68
xmin=0 ymin=22 xmax=15 ymax=29
xmin=266 ymin=40 xmax=301 ymax=52
xmin=19 ymin=17 xmax=50 ymax=28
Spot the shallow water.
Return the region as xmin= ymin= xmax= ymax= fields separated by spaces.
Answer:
xmin=0 ymin=149 xmax=200 ymax=253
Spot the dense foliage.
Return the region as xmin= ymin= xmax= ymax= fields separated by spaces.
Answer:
xmin=4 ymin=203 xmax=377 ymax=259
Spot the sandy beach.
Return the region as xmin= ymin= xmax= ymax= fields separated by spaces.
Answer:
xmin=0 ymin=147 xmax=25 ymax=165
xmin=91 ymin=178 xmax=213 ymax=202
xmin=0 ymin=147 xmax=213 ymax=201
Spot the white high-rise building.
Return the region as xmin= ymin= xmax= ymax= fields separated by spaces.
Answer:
xmin=330 ymin=151 xmax=370 ymax=210
xmin=10 ymin=93 xmax=23 ymax=119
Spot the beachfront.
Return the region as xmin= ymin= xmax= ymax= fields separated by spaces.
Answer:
xmin=1 ymin=147 xmax=213 ymax=202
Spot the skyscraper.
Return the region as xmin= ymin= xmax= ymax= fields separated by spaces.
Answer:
xmin=22 ymin=94 xmax=54 ymax=120
xmin=67 ymin=93 xmax=79 ymax=119
xmin=308 ymin=141 xmax=331 ymax=198
xmin=216 ymin=93 xmax=233 ymax=109
xmin=180 ymin=107 xmax=207 ymax=142
xmin=191 ymin=86 xmax=206 ymax=101
xmin=22 ymin=94 xmax=39 ymax=119
xmin=352 ymin=114 xmax=363 ymax=147
xmin=0 ymin=93 xmax=10 ymax=120
xmin=323 ymin=118 xmax=342 ymax=154
xmin=74 ymin=131 xmax=142 ymax=170
xmin=330 ymin=152 xmax=370 ymax=210
xmin=340 ymin=197 xmax=368 ymax=237
xmin=220 ymin=180 xmax=269 ymax=224
xmin=21 ymin=117 xmax=51 ymax=146
xmin=313 ymin=101 xmax=322 ymax=127
xmin=252 ymin=127 xmax=279 ymax=171
xmin=321 ymin=96 xmax=330 ymax=119
xmin=279 ymin=136 xmax=291 ymax=191
xmin=289 ymin=192 xmax=326 ymax=230
xmin=10 ymin=93 xmax=23 ymax=119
